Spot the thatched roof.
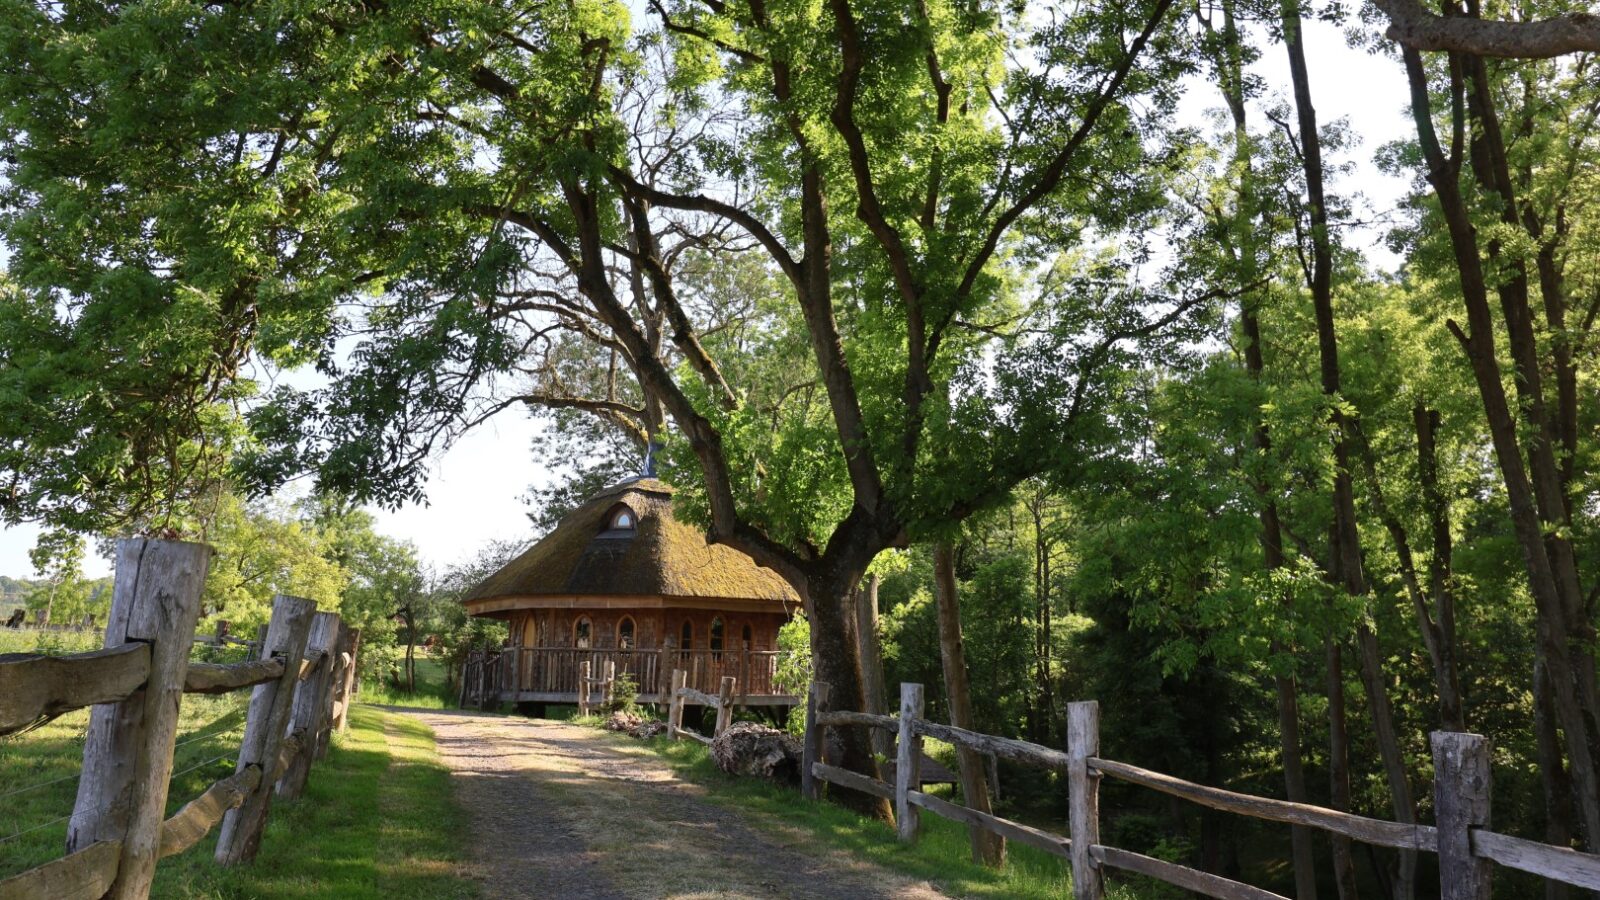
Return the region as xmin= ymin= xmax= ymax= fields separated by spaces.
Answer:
xmin=464 ymin=478 xmax=799 ymax=605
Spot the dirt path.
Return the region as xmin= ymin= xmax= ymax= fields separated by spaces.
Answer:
xmin=395 ymin=708 xmax=946 ymax=900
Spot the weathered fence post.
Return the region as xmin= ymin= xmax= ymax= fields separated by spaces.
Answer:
xmin=275 ymin=611 xmax=340 ymax=800
xmin=1434 ymin=731 xmax=1492 ymax=900
xmin=667 ymin=668 xmax=687 ymax=738
xmin=67 ymin=538 xmax=211 ymax=899
xmin=603 ymin=659 xmax=616 ymax=709
xmin=216 ymin=594 xmax=316 ymax=865
xmin=895 ymin=682 xmax=924 ymax=841
xmin=312 ymin=620 xmax=351 ymax=761
xmin=1067 ymin=700 xmax=1104 ymax=900
xmin=802 ymin=680 xmax=830 ymax=801
xmin=715 ymin=676 xmax=736 ymax=737
xmin=333 ymin=628 xmax=361 ymax=732
xmin=579 ymin=660 xmax=592 ymax=716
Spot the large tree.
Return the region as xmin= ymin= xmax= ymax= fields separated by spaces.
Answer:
xmin=0 ymin=0 xmax=1213 ymax=808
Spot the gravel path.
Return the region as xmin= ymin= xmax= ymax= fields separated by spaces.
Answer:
xmin=396 ymin=708 xmax=946 ymax=900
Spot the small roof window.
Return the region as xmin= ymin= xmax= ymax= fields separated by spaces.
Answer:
xmin=602 ymin=504 xmax=637 ymax=534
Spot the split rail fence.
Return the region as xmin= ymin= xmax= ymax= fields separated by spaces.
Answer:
xmin=664 ymin=668 xmax=739 ymax=745
xmin=0 ymin=537 xmax=362 ymax=900
xmin=804 ymin=681 xmax=1600 ymax=900
xmin=576 ymin=659 xmax=615 ymax=717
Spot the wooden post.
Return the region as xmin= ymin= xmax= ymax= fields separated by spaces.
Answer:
xmin=895 ymin=682 xmax=924 ymax=841
xmin=334 ymin=628 xmax=361 ymax=732
xmin=275 ymin=611 xmax=340 ymax=800
xmin=802 ymin=680 xmax=830 ymax=801
xmin=1433 ymin=731 xmax=1492 ymax=900
xmin=1067 ymin=701 xmax=1103 ymax=900
xmin=216 ymin=594 xmax=316 ymax=865
xmin=739 ymin=644 xmax=751 ymax=710
xmin=603 ymin=659 xmax=616 ymax=709
xmin=716 ymin=676 xmax=736 ymax=737
xmin=667 ymin=668 xmax=687 ymax=738
xmin=313 ymin=621 xmax=351 ymax=761
xmin=579 ymin=660 xmax=592 ymax=716
xmin=67 ymin=538 xmax=211 ymax=900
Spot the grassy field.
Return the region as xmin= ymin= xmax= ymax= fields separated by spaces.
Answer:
xmin=635 ymin=733 xmax=1174 ymax=899
xmin=1 ymin=677 xmax=477 ymax=897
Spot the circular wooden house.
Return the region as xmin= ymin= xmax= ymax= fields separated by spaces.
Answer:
xmin=460 ymin=477 xmax=802 ymax=709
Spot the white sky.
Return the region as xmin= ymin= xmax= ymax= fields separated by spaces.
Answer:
xmin=0 ymin=12 xmax=1414 ymax=581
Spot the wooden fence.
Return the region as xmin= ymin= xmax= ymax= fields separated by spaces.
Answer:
xmin=576 ymin=659 xmax=614 ymax=717
xmin=0 ymin=537 xmax=361 ymax=900
xmin=804 ymin=682 xmax=1600 ymax=900
xmin=664 ymin=669 xmax=738 ymax=745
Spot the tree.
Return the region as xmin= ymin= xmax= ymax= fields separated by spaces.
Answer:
xmin=25 ymin=529 xmax=96 ymax=626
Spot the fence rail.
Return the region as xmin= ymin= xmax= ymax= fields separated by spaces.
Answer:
xmin=804 ymin=681 xmax=1600 ymax=900
xmin=664 ymin=669 xmax=738 ymax=744
xmin=0 ymin=538 xmax=362 ymax=900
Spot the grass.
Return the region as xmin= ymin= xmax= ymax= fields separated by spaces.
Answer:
xmin=0 ymin=691 xmax=252 ymax=878
xmin=1 ymin=676 xmax=477 ymax=897
xmin=0 ymin=627 xmax=104 ymax=657
xmin=151 ymin=706 xmax=477 ymax=898
xmin=357 ymin=656 xmax=459 ymax=709
xmin=632 ymin=733 xmax=1169 ymax=900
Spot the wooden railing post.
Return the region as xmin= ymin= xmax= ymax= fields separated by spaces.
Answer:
xmin=739 ymin=645 xmax=751 ymax=710
xmin=603 ymin=659 xmax=616 ymax=709
xmin=1434 ymin=731 xmax=1492 ymax=900
xmin=333 ymin=628 xmax=360 ymax=732
xmin=67 ymin=537 xmax=210 ymax=900
xmin=313 ymin=620 xmax=351 ymax=761
xmin=715 ymin=676 xmax=736 ymax=737
xmin=895 ymin=682 xmax=924 ymax=841
xmin=668 ymin=668 xmax=687 ymax=738
xmin=216 ymin=594 xmax=316 ymax=865
xmin=802 ymin=681 xmax=830 ymax=801
xmin=275 ymin=611 xmax=340 ymax=800
xmin=1067 ymin=700 xmax=1103 ymax=900
xmin=579 ymin=660 xmax=592 ymax=716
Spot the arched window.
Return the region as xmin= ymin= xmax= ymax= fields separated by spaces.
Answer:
xmin=606 ymin=505 xmax=637 ymax=531
xmin=574 ymin=616 xmax=593 ymax=649
xmin=680 ymin=620 xmax=693 ymax=651
xmin=741 ymin=623 xmax=753 ymax=650
xmin=618 ymin=616 xmax=636 ymax=650
xmin=710 ymin=617 xmax=725 ymax=659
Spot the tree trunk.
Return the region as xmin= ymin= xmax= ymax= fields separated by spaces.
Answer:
xmin=1326 ymin=639 xmax=1362 ymax=899
xmin=855 ymin=574 xmax=892 ymax=761
xmin=1281 ymin=7 xmax=1417 ymax=894
xmin=1208 ymin=0 xmax=1322 ymax=883
xmin=805 ymin=566 xmax=892 ymax=821
xmin=1400 ymin=45 xmax=1600 ymax=846
xmin=932 ymin=542 xmax=1005 ymax=867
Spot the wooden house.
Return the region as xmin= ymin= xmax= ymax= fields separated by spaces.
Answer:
xmin=460 ymin=477 xmax=802 ymax=710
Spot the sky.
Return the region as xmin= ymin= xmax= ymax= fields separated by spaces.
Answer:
xmin=0 ymin=10 xmax=1416 ymax=582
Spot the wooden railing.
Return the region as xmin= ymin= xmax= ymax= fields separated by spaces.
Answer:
xmin=0 ymin=538 xmax=361 ymax=900
xmin=804 ymin=682 xmax=1600 ymax=899
xmin=463 ymin=646 xmax=794 ymax=705
xmin=663 ymin=669 xmax=738 ymax=745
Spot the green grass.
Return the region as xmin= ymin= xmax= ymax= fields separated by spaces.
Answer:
xmin=357 ymin=656 xmax=458 ymax=709
xmin=633 ymin=734 xmax=1164 ymax=900
xmin=0 ymin=691 xmax=252 ymax=878
xmin=2 ymin=695 xmax=477 ymax=898
xmin=0 ymin=627 xmax=103 ymax=657
xmin=152 ymin=705 xmax=477 ymax=898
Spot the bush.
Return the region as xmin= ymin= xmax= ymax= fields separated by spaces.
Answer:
xmin=605 ymin=671 xmax=640 ymax=715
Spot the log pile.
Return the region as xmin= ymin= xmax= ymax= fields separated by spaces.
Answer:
xmin=603 ymin=710 xmax=666 ymax=739
xmin=711 ymin=722 xmax=802 ymax=784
